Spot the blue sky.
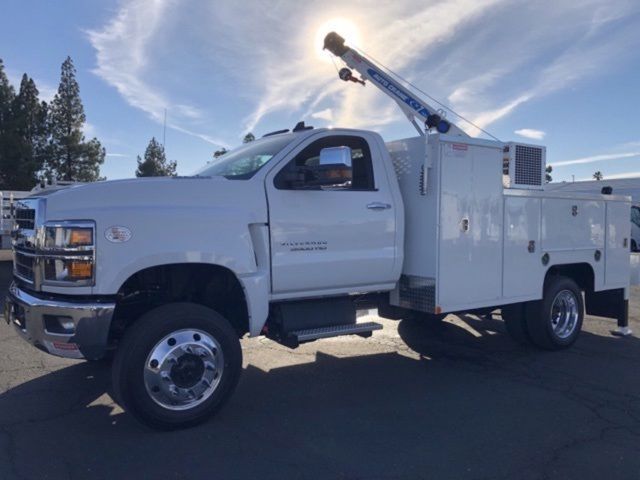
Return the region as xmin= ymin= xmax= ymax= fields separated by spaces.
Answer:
xmin=1 ymin=0 xmax=639 ymax=182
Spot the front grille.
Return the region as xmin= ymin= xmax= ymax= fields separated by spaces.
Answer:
xmin=14 ymin=250 xmax=35 ymax=282
xmin=15 ymin=208 xmax=35 ymax=229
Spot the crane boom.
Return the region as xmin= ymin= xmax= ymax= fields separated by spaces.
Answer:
xmin=323 ymin=32 xmax=469 ymax=138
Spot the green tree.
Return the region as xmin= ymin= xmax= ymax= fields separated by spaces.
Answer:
xmin=593 ymin=171 xmax=603 ymax=181
xmin=242 ymin=132 xmax=255 ymax=143
xmin=46 ymin=56 xmax=105 ymax=182
xmin=135 ymin=137 xmax=177 ymax=177
xmin=213 ymin=147 xmax=228 ymax=158
xmin=2 ymin=75 xmax=49 ymax=189
xmin=0 ymin=59 xmax=16 ymax=188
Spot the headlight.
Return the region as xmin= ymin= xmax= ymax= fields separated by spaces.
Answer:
xmin=44 ymin=225 xmax=94 ymax=250
xmin=39 ymin=222 xmax=95 ymax=286
xmin=43 ymin=257 xmax=94 ymax=283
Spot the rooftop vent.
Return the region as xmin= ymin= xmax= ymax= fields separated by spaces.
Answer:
xmin=503 ymin=142 xmax=546 ymax=190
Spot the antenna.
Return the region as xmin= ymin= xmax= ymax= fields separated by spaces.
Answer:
xmin=163 ymin=108 xmax=167 ymax=148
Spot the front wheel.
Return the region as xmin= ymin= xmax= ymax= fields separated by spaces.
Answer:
xmin=112 ymin=303 xmax=242 ymax=430
xmin=525 ymin=276 xmax=584 ymax=350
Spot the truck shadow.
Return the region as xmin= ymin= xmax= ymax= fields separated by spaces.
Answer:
xmin=2 ymin=315 xmax=640 ymax=479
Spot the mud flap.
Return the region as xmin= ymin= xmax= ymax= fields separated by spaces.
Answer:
xmin=585 ymin=288 xmax=631 ymax=336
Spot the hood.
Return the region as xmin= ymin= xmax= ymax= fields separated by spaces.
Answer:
xmin=40 ymin=176 xmax=268 ymax=222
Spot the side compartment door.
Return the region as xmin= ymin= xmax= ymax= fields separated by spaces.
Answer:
xmin=605 ymin=201 xmax=631 ymax=287
xmin=437 ymin=142 xmax=504 ymax=308
xmin=503 ymin=196 xmax=543 ymax=299
xmin=266 ymin=133 xmax=397 ymax=295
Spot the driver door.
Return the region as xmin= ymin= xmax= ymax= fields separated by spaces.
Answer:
xmin=266 ymin=132 xmax=397 ymax=295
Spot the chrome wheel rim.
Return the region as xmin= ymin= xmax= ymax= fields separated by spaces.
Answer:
xmin=550 ymin=290 xmax=579 ymax=339
xmin=144 ymin=329 xmax=224 ymax=411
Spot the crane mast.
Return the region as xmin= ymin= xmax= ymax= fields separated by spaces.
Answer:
xmin=323 ymin=32 xmax=469 ymax=138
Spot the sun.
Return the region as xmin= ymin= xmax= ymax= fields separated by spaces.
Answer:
xmin=314 ymin=18 xmax=361 ymax=63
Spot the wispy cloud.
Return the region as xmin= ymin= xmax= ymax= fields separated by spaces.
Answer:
xmin=552 ymin=152 xmax=640 ymax=167
xmin=105 ymin=152 xmax=129 ymax=158
xmin=515 ymin=129 xmax=546 ymax=140
xmin=87 ymin=0 xmax=228 ymax=147
xmin=441 ymin=1 xmax=640 ymax=136
xmin=599 ymin=171 xmax=640 ymax=180
xmin=87 ymin=0 xmax=640 ymax=151
xmin=311 ymin=108 xmax=333 ymax=121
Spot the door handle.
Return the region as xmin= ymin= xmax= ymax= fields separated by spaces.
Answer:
xmin=367 ymin=202 xmax=392 ymax=210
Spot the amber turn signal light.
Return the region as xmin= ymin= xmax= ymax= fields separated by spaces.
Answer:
xmin=69 ymin=229 xmax=93 ymax=246
xmin=68 ymin=261 xmax=93 ymax=279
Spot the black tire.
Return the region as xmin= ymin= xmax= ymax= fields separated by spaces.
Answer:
xmin=409 ymin=312 xmax=447 ymax=323
xmin=525 ymin=276 xmax=584 ymax=350
xmin=501 ymin=303 xmax=531 ymax=345
xmin=112 ymin=303 xmax=242 ymax=430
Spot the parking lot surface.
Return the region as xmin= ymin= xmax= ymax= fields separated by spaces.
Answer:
xmin=1 ymin=261 xmax=639 ymax=480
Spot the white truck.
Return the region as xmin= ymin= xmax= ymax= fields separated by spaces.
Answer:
xmin=4 ymin=32 xmax=633 ymax=429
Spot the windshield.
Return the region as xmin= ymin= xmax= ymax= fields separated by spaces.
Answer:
xmin=193 ymin=135 xmax=293 ymax=179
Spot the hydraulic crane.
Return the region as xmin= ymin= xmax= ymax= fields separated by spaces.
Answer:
xmin=323 ymin=31 xmax=469 ymax=138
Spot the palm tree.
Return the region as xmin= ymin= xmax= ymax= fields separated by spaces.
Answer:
xmin=593 ymin=171 xmax=603 ymax=181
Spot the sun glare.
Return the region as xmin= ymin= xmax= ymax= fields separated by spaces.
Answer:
xmin=314 ymin=18 xmax=361 ymax=63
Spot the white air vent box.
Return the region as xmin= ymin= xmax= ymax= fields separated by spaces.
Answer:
xmin=503 ymin=142 xmax=546 ymax=190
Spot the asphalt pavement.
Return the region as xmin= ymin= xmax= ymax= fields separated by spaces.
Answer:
xmin=1 ymin=261 xmax=639 ymax=480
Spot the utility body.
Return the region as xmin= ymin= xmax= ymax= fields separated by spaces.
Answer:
xmin=4 ymin=32 xmax=635 ymax=429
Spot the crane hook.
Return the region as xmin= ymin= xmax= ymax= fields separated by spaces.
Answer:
xmin=338 ymin=68 xmax=365 ymax=86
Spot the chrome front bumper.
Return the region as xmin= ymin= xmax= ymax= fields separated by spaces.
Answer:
xmin=4 ymin=282 xmax=116 ymax=360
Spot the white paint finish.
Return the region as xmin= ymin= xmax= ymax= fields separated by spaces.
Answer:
xmin=386 ymin=136 xmax=439 ymax=279
xmin=631 ymin=254 xmax=640 ymax=285
xmin=43 ymin=174 xmax=272 ymax=336
xmin=541 ymin=199 xmax=605 ymax=250
xmin=266 ymin=130 xmax=399 ymax=294
xmin=437 ymin=140 xmax=504 ymax=308
xmin=503 ymin=196 xmax=543 ymax=299
xmin=605 ymin=201 xmax=632 ymax=287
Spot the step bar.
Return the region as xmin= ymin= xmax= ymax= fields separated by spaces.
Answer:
xmin=290 ymin=321 xmax=382 ymax=345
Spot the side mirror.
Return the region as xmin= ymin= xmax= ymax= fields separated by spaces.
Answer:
xmin=319 ymin=146 xmax=352 ymax=167
xmin=283 ymin=146 xmax=354 ymax=189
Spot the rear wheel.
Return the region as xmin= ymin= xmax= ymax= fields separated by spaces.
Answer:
xmin=525 ymin=276 xmax=583 ymax=350
xmin=112 ymin=303 xmax=242 ymax=430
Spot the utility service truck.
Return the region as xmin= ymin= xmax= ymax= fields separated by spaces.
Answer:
xmin=4 ymin=32 xmax=634 ymax=429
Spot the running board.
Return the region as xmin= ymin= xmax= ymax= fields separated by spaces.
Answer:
xmin=289 ymin=321 xmax=382 ymax=346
